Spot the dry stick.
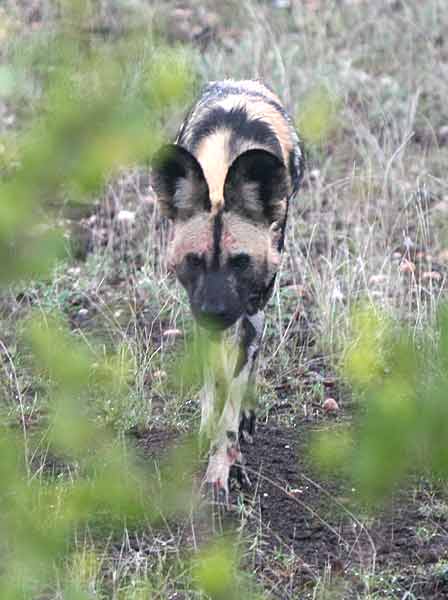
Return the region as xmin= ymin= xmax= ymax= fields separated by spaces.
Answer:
xmin=0 ymin=338 xmax=30 ymax=477
xmin=271 ymin=305 xmax=301 ymax=361
xmin=382 ymin=131 xmax=415 ymax=201
xmin=0 ymin=319 xmax=56 ymax=484
xmin=246 ymin=0 xmax=289 ymax=106
xmin=28 ymin=428 xmax=56 ymax=484
xmin=271 ymin=223 xmax=319 ymax=360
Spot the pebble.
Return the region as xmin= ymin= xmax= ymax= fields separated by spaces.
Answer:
xmin=323 ymin=398 xmax=339 ymax=414
xmin=369 ymin=274 xmax=388 ymax=285
xmin=116 ymin=210 xmax=135 ymax=225
xmin=162 ymin=328 xmax=183 ymax=338
xmin=399 ymin=260 xmax=416 ymax=273
xmin=421 ymin=271 xmax=442 ymax=281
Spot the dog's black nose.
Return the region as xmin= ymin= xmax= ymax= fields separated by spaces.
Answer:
xmin=200 ymin=301 xmax=226 ymax=318
xmin=201 ymin=302 xmax=226 ymax=321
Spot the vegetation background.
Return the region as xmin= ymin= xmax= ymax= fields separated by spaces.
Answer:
xmin=1 ymin=0 xmax=448 ymax=598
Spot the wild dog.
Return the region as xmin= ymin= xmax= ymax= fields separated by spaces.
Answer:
xmin=152 ymin=79 xmax=304 ymax=505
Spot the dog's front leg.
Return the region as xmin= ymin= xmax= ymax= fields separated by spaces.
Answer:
xmin=204 ymin=311 xmax=264 ymax=505
xmin=198 ymin=332 xmax=228 ymax=446
xmin=198 ymin=363 xmax=215 ymax=443
xmin=238 ymin=311 xmax=265 ymax=444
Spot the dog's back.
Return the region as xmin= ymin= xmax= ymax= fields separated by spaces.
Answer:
xmin=175 ymin=80 xmax=303 ymax=215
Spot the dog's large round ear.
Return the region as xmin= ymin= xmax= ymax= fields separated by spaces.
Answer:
xmin=223 ymin=149 xmax=288 ymax=225
xmin=151 ymin=144 xmax=211 ymax=221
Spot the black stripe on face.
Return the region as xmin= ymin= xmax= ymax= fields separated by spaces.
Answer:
xmin=211 ymin=210 xmax=223 ymax=270
xmin=186 ymin=105 xmax=282 ymax=159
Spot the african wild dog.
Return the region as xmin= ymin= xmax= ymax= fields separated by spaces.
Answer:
xmin=152 ymin=80 xmax=304 ymax=504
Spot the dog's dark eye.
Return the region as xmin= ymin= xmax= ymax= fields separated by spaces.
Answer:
xmin=229 ymin=253 xmax=250 ymax=271
xmin=185 ymin=253 xmax=204 ymax=269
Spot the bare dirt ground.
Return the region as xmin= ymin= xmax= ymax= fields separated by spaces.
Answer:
xmin=131 ymin=418 xmax=448 ymax=598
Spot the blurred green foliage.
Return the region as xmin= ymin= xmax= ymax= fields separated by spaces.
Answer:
xmin=0 ymin=3 xmax=206 ymax=597
xmin=0 ymin=3 xmax=268 ymax=596
xmin=296 ymin=84 xmax=340 ymax=146
xmin=0 ymin=0 xmax=196 ymax=283
xmin=314 ymin=305 xmax=448 ymax=503
xmin=194 ymin=540 xmax=237 ymax=598
xmin=193 ymin=539 xmax=266 ymax=600
xmin=171 ymin=328 xmax=237 ymax=395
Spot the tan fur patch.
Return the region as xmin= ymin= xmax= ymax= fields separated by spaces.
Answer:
xmin=168 ymin=214 xmax=213 ymax=268
xmin=195 ymin=129 xmax=231 ymax=214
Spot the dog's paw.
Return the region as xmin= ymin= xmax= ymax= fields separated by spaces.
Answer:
xmin=203 ymin=479 xmax=230 ymax=509
xmin=203 ymin=435 xmax=245 ymax=508
xmin=204 ymin=452 xmax=231 ymax=509
xmin=239 ymin=409 xmax=256 ymax=444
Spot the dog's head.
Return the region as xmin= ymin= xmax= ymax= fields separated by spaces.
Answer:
xmin=152 ymin=144 xmax=289 ymax=331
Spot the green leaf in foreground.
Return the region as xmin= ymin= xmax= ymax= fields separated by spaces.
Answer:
xmin=313 ymin=305 xmax=448 ymax=503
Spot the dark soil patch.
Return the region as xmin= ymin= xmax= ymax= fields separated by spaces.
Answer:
xmin=243 ymin=423 xmax=448 ymax=599
xmin=133 ymin=421 xmax=448 ymax=599
xmin=132 ymin=426 xmax=181 ymax=459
